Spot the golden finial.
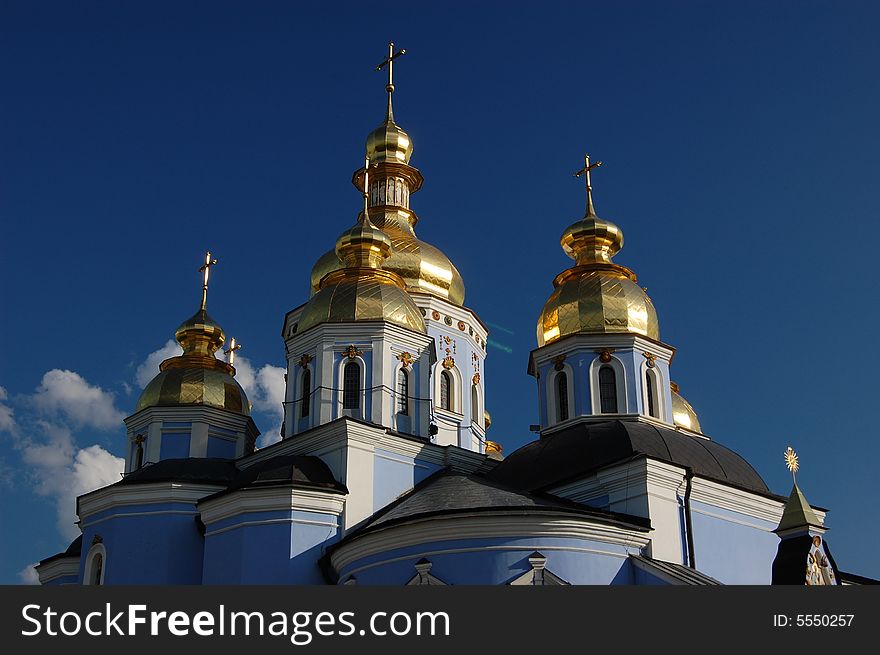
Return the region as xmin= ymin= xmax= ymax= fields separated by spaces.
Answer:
xmin=198 ymin=251 xmax=218 ymax=311
xmin=223 ymin=337 xmax=241 ymax=366
xmin=573 ymin=154 xmax=603 ymax=218
xmin=362 ymin=156 xmax=372 ymax=221
xmin=375 ymin=41 xmax=406 ymax=122
xmin=784 ymin=446 xmax=800 ymax=482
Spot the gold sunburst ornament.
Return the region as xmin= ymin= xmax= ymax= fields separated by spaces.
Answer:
xmin=784 ymin=446 xmax=799 ymax=481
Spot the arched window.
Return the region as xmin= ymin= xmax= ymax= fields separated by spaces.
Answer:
xmin=471 ymin=384 xmax=480 ymax=423
xmin=599 ymin=366 xmax=618 ymax=413
xmin=645 ymin=371 xmax=658 ymax=418
xmin=84 ymin=544 xmax=106 ymax=586
xmin=440 ymin=370 xmax=452 ymax=411
xmin=556 ymin=372 xmax=569 ymax=422
xmin=343 ymin=362 xmax=360 ymax=410
xmin=300 ymin=369 xmax=311 ymax=418
xmin=397 ymin=368 xmax=409 ymax=415
xmin=91 ymin=553 xmax=103 ymax=585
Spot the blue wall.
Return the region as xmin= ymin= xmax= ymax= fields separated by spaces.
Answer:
xmin=79 ymin=501 xmax=205 ymax=584
xmin=373 ymin=448 xmax=442 ymax=512
xmin=689 ymin=499 xmax=779 ymax=584
xmin=203 ymin=507 xmax=340 ymax=584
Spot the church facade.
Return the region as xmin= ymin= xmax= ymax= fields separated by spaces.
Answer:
xmin=34 ymin=46 xmax=867 ymax=587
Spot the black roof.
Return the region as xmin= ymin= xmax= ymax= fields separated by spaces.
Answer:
xmin=118 ymin=455 xmax=347 ymax=499
xmin=487 ymin=420 xmax=773 ymax=497
xmin=120 ymin=458 xmax=239 ymax=486
xmin=630 ymin=555 xmax=721 ymax=585
xmin=205 ymin=454 xmax=348 ymax=500
xmin=355 ymin=470 xmax=650 ymax=534
xmin=38 ymin=535 xmax=82 ymax=566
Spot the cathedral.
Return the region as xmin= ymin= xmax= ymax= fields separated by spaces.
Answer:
xmin=34 ymin=44 xmax=871 ymax=587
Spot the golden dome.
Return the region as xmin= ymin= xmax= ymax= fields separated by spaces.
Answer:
xmin=310 ymin=208 xmax=466 ymax=306
xmin=671 ymin=382 xmax=702 ymax=433
xmin=136 ymin=365 xmax=249 ymax=415
xmin=366 ymin=118 xmax=413 ymax=165
xmin=137 ymin=309 xmax=251 ymax=416
xmin=136 ymin=253 xmax=250 ymax=416
xmin=298 ymin=211 xmax=426 ymax=335
xmin=537 ymin=265 xmax=659 ymax=346
xmin=537 ymin=157 xmax=659 ymax=347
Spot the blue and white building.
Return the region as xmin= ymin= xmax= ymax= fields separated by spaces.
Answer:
xmin=34 ymin=55 xmax=872 ymax=587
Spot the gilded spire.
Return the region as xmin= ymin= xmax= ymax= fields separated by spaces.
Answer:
xmin=574 ymin=154 xmax=603 ymax=218
xmin=561 ymin=155 xmax=624 ymax=266
xmin=376 ymin=41 xmax=406 ymax=123
xmin=198 ymin=251 xmax=218 ymax=311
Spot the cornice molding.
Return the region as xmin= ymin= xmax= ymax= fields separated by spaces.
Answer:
xmin=198 ymin=486 xmax=345 ymax=525
xmin=330 ymin=512 xmax=651 ymax=572
xmin=35 ymin=557 xmax=79 ymax=584
xmin=77 ymin=482 xmax=225 ymax=519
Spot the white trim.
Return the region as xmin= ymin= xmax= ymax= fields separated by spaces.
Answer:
xmin=82 ymin=509 xmax=199 ymax=529
xmin=330 ymin=511 xmax=651 ymax=572
xmin=298 ymin=366 xmax=313 ymax=422
xmin=470 ymin=381 xmax=482 ymax=428
xmin=83 ymin=542 xmax=107 ymax=586
xmin=198 ymin=486 xmax=345 ymax=525
xmin=78 ymin=482 xmax=226 ymax=520
xmin=205 ymin=516 xmax=339 ymax=538
xmin=340 ymin=543 xmax=633 ymax=580
xmin=590 ymin=356 xmax=627 ymax=415
xmin=35 ymin=557 xmax=79 ymax=585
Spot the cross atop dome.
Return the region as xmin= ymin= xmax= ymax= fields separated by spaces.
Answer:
xmin=376 ymin=41 xmax=407 ymax=122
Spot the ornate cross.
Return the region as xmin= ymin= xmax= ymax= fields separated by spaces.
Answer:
xmin=574 ymin=154 xmax=603 ymax=217
xmin=376 ymin=41 xmax=406 ymax=119
xmin=198 ymin=251 xmax=218 ymax=310
xmin=224 ymin=337 xmax=241 ymax=366
xmin=784 ymin=446 xmax=799 ymax=483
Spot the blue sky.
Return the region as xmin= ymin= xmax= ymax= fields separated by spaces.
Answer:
xmin=2 ymin=1 xmax=879 ymax=583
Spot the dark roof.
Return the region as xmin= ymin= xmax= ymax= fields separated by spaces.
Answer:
xmin=38 ymin=535 xmax=82 ymax=566
xmin=358 ymin=470 xmax=651 ymax=533
xmin=630 ymin=555 xmax=721 ymax=585
xmin=120 ymin=458 xmax=239 ymax=486
xmin=487 ymin=420 xmax=773 ymax=497
xmin=838 ymin=571 xmax=880 ymax=585
xmin=209 ymin=454 xmax=348 ymax=498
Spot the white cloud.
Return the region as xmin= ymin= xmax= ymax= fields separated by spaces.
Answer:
xmin=136 ymin=340 xmax=182 ymax=388
xmin=17 ymin=564 xmax=40 ymax=585
xmin=0 ymin=386 xmax=16 ymax=434
xmin=31 ymin=370 xmax=125 ymax=430
xmin=234 ymin=357 xmax=286 ymax=447
xmin=21 ymin=421 xmax=123 ymax=540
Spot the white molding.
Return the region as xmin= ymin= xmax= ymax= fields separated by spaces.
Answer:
xmin=78 ymin=482 xmax=227 ymax=519
xmin=529 ymin=333 xmax=676 ymax=376
xmin=198 ymin=486 xmax=345 ymax=525
xmin=82 ymin=509 xmax=199 ymax=529
xmin=204 ymin=516 xmax=339 ymax=538
xmin=36 ymin=557 xmax=79 ymax=585
xmin=340 ymin=542 xmax=635 ymax=580
xmin=330 ymin=511 xmax=651 ymax=572
xmin=689 ymin=478 xmax=786 ymax=524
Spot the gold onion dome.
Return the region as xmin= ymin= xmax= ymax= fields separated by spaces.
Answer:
xmin=670 ymin=382 xmax=702 ymax=434
xmin=309 ymin=42 xmax=465 ymax=306
xmin=298 ymin=184 xmax=426 ymax=334
xmin=136 ymin=254 xmax=250 ymax=416
xmin=537 ymin=156 xmax=659 ymax=347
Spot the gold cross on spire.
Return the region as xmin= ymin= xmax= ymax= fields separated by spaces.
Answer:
xmin=574 ymin=154 xmax=603 ymax=218
xmin=362 ymin=156 xmax=372 ymax=222
xmin=198 ymin=251 xmax=218 ymax=311
xmin=224 ymin=337 xmax=241 ymax=366
xmin=375 ymin=41 xmax=406 ymax=121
